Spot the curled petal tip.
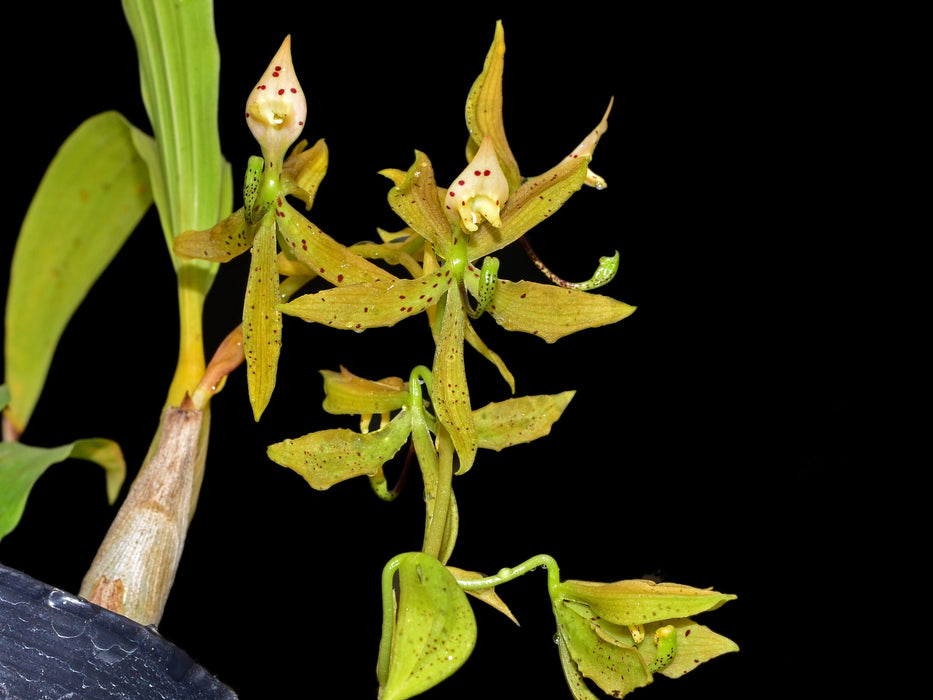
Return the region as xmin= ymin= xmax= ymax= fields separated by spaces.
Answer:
xmin=245 ymin=35 xmax=307 ymax=162
xmin=565 ymin=97 xmax=614 ymax=189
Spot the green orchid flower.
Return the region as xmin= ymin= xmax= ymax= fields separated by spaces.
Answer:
xmin=173 ymin=36 xmax=391 ymax=420
xmin=279 ymin=21 xmax=632 ymax=470
xmin=267 ymin=364 xmax=576 ymax=562
xmin=551 ymin=578 xmax=738 ymax=698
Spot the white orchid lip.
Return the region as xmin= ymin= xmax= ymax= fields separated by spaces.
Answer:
xmin=245 ymin=35 xmax=307 ymax=163
xmin=446 ymin=135 xmax=510 ymax=232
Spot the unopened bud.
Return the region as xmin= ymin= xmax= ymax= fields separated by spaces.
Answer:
xmin=245 ymin=35 xmax=307 ymax=163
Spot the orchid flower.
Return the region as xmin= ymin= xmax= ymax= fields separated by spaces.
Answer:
xmin=267 ymin=363 xmax=576 ymax=561
xmin=551 ymin=578 xmax=738 ymax=698
xmin=173 ymin=36 xmax=391 ymax=420
xmin=279 ymin=23 xmax=633 ymax=472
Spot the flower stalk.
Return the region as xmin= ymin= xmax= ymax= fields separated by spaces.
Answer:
xmin=77 ymin=0 xmax=230 ymax=626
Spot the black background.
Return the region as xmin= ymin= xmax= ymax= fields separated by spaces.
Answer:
xmin=2 ymin=4 xmax=884 ymax=699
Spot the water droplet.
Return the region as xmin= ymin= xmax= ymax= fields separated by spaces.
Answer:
xmin=553 ymin=633 xmax=561 ymax=645
xmin=46 ymin=588 xmax=83 ymax=612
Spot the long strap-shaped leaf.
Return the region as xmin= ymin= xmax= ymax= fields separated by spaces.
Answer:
xmin=3 ymin=112 xmax=152 ymax=435
xmin=121 ymin=0 xmax=228 ymax=264
xmin=75 ymin=1 xmax=231 ymax=626
xmin=122 ymin=0 xmax=231 ymax=404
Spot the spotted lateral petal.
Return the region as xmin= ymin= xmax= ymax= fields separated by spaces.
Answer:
xmin=472 ymin=277 xmax=635 ymax=343
xmin=280 ymin=263 xmax=457 ymax=330
xmin=267 ymin=408 xmax=413 ymax=490
xmin=173 ymin=208 xmax=252 ymax=263
xmin=473 ymin=391 xmax=575 ymax=451
xmin=276 ymin=199 xmax=391 ymax=286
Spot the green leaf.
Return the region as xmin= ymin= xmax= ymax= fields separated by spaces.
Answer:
xmin=0 ymin=437 xmax=126 ymax=542
xmin=474 ymin=391 xmax=575 ymax=451
xmin=3 ymin=111 xmax=152 ymax=435
xmin=378 ymin=553 xmax=477 ymax=700
xmin=122 ymin=0 xmax=227 ymax=246
xmin=267 ymin=409 xmax=413 ymax=490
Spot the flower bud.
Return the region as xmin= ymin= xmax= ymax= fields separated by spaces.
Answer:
xmin=245 ymin=35 xmax=307 ymax=163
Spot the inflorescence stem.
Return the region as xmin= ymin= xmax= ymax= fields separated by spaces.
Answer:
xmin=454 ymin=554 xmax=561 ymax=593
